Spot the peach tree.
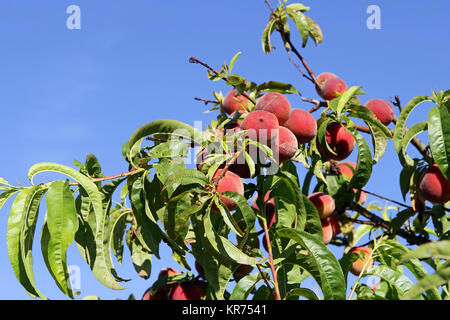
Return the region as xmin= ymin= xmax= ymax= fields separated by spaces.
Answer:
xmin=0 ymin=1 xmax=449 ymax=300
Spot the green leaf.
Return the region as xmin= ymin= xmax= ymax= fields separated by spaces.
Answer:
xmin=286 ymin=9 xmax=309 ymax=47
xmin=348 ymin=129 xmax=373 ymax=189
xmin=0 ymin=189 xmax=18 ymax=211
xmin=28 ymin=162 xmax=125 ymax=290
xmin=428 ymin=107 xmax=450 ymax=180
xmin=348 ymin=104 xmax=392 ymax=139
xmin=20 ymin=186 xmax=48 ymax=299
xmin=336 ymin=87 xmax=364 ymax=117
xmin=126 ymin=120 xmax=202 ymax=165
xmin=7 ymin=188 xmax=46 ymax=299
xmin=108 ymin=209 xmax=131 ymax=270
xmin=403 ymin=266 xmax=450 ymax=300
xmin=305 ymin=16 xmax=323 ymax=46
xmin=229 ymin=272 xmax=266 ymax=300
xmin=203 ymin=208 xmax=261 ymax=266
xmin=126 ymin=230 xmax=152 ymax=279
xmin=149 ymin=141 xmax=189 ymax=159
xmin=45 ymin=180 xmax=79 ymax=297
xmin=362 ymin=265 xmax=415 ymax=299
xmin=393 ymin=95 xmax=432 ymax=163
xmin=285 ymin=288 xmax=319 ymax=300
xmin=229 ymin=52 xmax=242 ymax=73
xmin=367 ymin=123 xmax=388 ymax=164
xmin=257 ymin=81 xmax=300 ymax=95
xmin=262 ymin=19 xmax=277 ymax=53
xmin=401 ymin=240 xmax=450 ymax=262
xmin=277 ymin=229 xmax=346 ymax=300
xmin=401 ymin=121 xmax=428 ymax=167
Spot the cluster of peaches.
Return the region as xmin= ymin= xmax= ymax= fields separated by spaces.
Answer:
xmin=143 ymin=72 xmax=449 ymax=300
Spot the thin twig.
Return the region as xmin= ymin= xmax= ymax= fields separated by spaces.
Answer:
xmin=194 ymin=97 xmax=218 ymax=105
xmin=189 ymin=57 xmax=256 ymax=105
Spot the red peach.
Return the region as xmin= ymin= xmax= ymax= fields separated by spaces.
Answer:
xmin=320 ymin=77 xmax=348 ymax=100
xmin=276 ymin=126 xmax=299 ymax=163
xmin=338 ymin=162 xmax=357 ymax=180
xmin=328 ymin=217 xmax=341 ymax=237
xmin=212 ymin=169 xmax=245 ymax=211
xmin=283 ymin=109 xmax=318 ymax=144
xmin=365 ymin=99 xmax=395 ymax=126
xmin=255 ymin=92 xmax=291 ymax=125
xmin=240 ymin=110 xmax=280 ymax=146
xmin=168 ymin=282 xmax=207 ymax=300
xmin=318 ymin=122 xmax=355 ymax=161
xmin=308 ymin=192 xmax=336 ymax=219
xmin=322 ymin=219 xmax=333 ymax=245
xmin=349 ymin=247 xmax=374 ymax=276
xmin=419 ymin=164 xmax=450 ymax=204
xmin=223 ymin=89 xmax=249 ymax=115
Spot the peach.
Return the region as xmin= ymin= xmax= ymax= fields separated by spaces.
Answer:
xmin=251 ymin=191 xmax=276 ymax=228
xmin=212 ymin=169 xmax=245 ymax=211
xmin=321 ymin=219 xmax=333 ymax=245
xmin=168 ymin=281 xmax=207 ymax=300
xmin=275 ymin=126 xmax=299 ymax=163
xmin=338 ymin=162 xmax=357 ymax=180
xmin=328 ymin=217 xmax=341 ymax=237
xmin=317 ymin=72 xmax=338 ymax=85
xmin=223 ymin=89 xmax=249 ymax=115
xmin=365 ymin=99 xmax=395 ymax=126
xmin=320 ymin=77 xmax=347 ymax=101
xmin=349 ymin=247 xmax=374 ymax=276
xmin=318 ymin=122 xmax=355 ymax=161
xmin=255 ymin=92 xmax=291 ymax=125
xmin=419 ymin=164 xmax=450 ymax=204
xmin=308 ymin=192 xmax=336 ymax=219
xmin=283 ymin=109 xmax=318 ymax=144
xmin=241 ymin=110 xmax=279 ymax=146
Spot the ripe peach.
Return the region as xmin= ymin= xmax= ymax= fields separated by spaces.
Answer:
xmin=349 ymin=246 xmax=374 ymax=276
xmin=212 ymin=169 xmax=245 ymax=211
xmin=328 ymin=217 xmax=341 ymax=237
xmin=283 ymin=109 xmax=318 ymax=144
xmin=251 ymin=191 xmax=276 ymax=228
xmin=255 ymin=92 xmax=291 ymax=125
xmin=241 ymin=110 xmax=279 ymax=146
xmin=223 ymin=89 xmax=249 ymax=115
xmin=308 ymin=192 xmax=336 ymax=219
xmin=338 ymin=162 xmax=357 ymax=180
xmin=418 ymin=164 xmax=450 ymax=204
xmin=317 ymin=122 xmax=355 ymax=161
xmin=365 ymin=99 xmax=395 ymax=126
xmin=275 ymin=126 xmax=299 ymax=163
xmin=320 ymin=77 xmax=347 ymax=101
xmin=321 ymin=219 xmax=333 ymax=245
xmin=168 ymin=281 xmax=207 ymax=300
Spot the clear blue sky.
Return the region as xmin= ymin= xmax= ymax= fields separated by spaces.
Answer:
xmin=0 ymin=0 xmax=448 ymax=300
